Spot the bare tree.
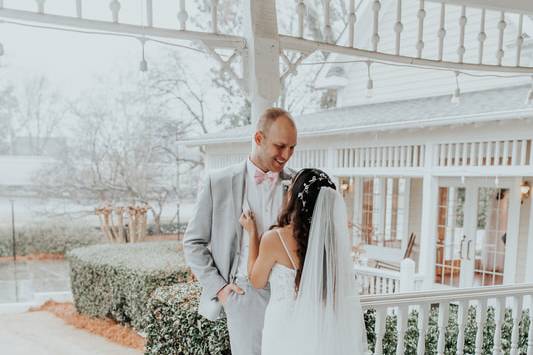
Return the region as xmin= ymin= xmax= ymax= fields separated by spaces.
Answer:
xmin=15 ymin=76 xmax=67 ymax=155
xmin=0 ymin=83 xmax=18 ymax=154
xmin=34 ymin=75 xmax=186 ymax=233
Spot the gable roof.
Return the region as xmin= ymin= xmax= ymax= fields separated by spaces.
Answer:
xmin=183 ymin=84 xmax=533 ymax=145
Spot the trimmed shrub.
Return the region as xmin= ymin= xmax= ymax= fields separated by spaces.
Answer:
xmin=0 ymin=223 xmax=105 ymax=257
xmin=364 ymin=304 xmax=531 ymax=355
xmin=145 ymin=283 xmax=230 ymax=355
xmin=145 ymin=284 xmax=531 ymax=355
xmin=68 ymin=241 xmax=188 ymax=331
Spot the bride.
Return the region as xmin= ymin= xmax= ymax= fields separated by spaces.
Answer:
xmin=240 ymin=168 xmax=368 ymax=355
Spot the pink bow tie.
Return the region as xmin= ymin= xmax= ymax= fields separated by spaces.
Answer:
xmin=254 ymin=169 xmax=278 ymax=185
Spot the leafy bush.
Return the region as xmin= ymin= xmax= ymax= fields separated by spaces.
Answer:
xmin=147 ymin=222 xmax=188 ymax=236
xmin=145 ymin=283 xmax=230 ymax=355
xmin=364 ymin=303 xmax=531 ymax=355
xmin=68 ymin=241 xmax=189 ymax=331
xmin=145 ymin=285 xmax=531 ymax=355
xmin=0 ymin=222 xmax=105 ymax=257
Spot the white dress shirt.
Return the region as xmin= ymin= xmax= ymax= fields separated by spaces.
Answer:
xmin=236 ymin=159 xmax=284 ymax=278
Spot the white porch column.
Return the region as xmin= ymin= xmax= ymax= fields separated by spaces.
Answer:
xmin=419 ymin=144 xmax=439 ymax=289
xmin=243 ymin=0 xmax=281 ymax=123
xmin=503 ymin=177 xmax=522 ymax=284
xmin=525 ymin=186 xmax=533 ymax=283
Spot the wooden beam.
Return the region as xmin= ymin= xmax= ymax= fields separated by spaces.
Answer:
xmin=0 ymin=8 xmax=245 ymax=49
xmin=426 ymin=0 xmax=533 ymax=15
xmin=243 ymin=0 xmax=281 ymax=122
xmin=280 ymin=36 xmax=533 ymax=74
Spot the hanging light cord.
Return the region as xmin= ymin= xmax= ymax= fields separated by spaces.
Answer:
xmin=0 ymin=18 xmax=204 ymax=53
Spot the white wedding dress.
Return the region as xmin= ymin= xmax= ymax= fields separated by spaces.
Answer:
xmin=261 ymin=232 xmax=298 ymax=355
xmin=261 ymin=188 xmax=368 ymax=355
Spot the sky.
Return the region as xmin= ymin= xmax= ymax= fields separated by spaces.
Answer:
xmin=0 ymin=0 xmax=220 ymax=98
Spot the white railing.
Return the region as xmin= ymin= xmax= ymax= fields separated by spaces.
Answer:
xmin=436 ymin=139 xmax=533 ymax=168
xmin=287 ymin=149 xmax=328 ymax=170
xmin=281 ymin=0 xmax=533 ymax=74
xmin=354 ymin=258 xmax=423 ymax=295
xmin=360 ymin=283 xmax=533 ymax=355
xmin=337 ymin=145 xmax=425 ymax=169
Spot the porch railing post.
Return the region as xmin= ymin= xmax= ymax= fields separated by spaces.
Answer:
xmin=399 ymin=258 xmax=415 ymax=292
xmin=243 ymin=0 xmax=280 ymax=124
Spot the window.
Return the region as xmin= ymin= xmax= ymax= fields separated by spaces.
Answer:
xmin=360 ymin=177 xmax=407 ymax=248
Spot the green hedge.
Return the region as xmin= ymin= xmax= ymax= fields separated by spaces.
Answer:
xmin=68 ymin=241 xmax=188 ymax=331
xmin=0 ymin=222 xmax=105 ymax=257
xmin=145 ymin=283 xmax=230 ymax=355
xmin=145 ymin=283 xmax=531 ymax=355
xmin=364 ymin=304 xmax=530 ymax=354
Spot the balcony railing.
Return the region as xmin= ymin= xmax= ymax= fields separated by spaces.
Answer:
xmin=360 ymin=283 xmax=533 ymax=355
xmin=355 ymin=258 xmax=423 ymax=295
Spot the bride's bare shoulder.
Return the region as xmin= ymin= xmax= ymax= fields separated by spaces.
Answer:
xmin=261 ymin=229 xmax=283 ymax=251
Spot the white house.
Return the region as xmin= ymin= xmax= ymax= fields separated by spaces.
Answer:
xmin=183 ymin=0 xmax=533 ymax=293
xmin=4 ymin=0 xmax=533 ymax=353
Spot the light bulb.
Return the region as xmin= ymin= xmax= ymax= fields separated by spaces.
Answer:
xmin=366 ymin=79 xmax=374 ymax=98
xmin=526 ymin=88 xmax=533 ymax=105
xmin=139 ymin=59 xmax=148 ymax=72
xmin=451 ymin=88 xmax=460 ymax=104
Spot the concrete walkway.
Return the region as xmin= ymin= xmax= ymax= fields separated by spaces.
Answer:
xmin=0 ymin=311 xmax=142 ymax=355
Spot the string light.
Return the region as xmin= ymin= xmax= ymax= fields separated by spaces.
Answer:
xmin=451 ymin=71 xmax=461 ymax=104
xmin=138 ymin=0 xmax=148 ymax=72
xmin=366 ymin=61 xmax=373 ymax=98
xmin=526 ymin=76 xmax=533 ymax=105
xmin=2 ymin=17 xmax=533 ymax=100
xmin=139 ymin=39 xmax=148 ymax=72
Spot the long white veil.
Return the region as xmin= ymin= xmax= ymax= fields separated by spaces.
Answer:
xmin=286 ymin=187 xmax=368 ymax=355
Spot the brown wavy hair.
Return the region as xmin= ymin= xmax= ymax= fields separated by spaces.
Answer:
xmin=272 ymin=168 xmax=336 ymax=292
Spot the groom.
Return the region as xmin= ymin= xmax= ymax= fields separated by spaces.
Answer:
xmin=183 ymin=107 xmax=298 ymax=355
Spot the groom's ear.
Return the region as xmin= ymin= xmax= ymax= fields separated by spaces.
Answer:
xmin=254 ymin=131 xmax=264 ymax=146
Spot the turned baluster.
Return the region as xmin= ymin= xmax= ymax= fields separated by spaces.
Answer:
xmin=437 ymin=301 xmax=450 ymax=355
xmin=416 ymin=303 xmax=430 ymax=355
xmin=493 ymin=296 xmax=505 ymax=354
xmin=455 ymin=300 xmax=468 ymax=355
xmin=374 ymin=307 xmax=387 ymax=355
xmin=510 ymin=295 xmax=523 ymax=355
xmin=396 ymin=305 xmax=409 ymax=353
xmin=474 ymin=298 xmax=487 ymax=355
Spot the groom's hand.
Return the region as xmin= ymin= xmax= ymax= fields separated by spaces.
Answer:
xmin=217 ymin=283 xmax=245 ymax=305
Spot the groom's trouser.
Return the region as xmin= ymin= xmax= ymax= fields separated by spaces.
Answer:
xmin=223 ymin=276 xmax=270 ymax=355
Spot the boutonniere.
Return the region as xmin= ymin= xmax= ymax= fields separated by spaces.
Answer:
xmin=281 ymin=179 xmax=291 ymax=192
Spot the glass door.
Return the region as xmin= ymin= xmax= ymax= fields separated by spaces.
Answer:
xmin=435 ymin=178 xmax=510 ymax=288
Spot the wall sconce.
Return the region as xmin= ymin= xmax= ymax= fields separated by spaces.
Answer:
xmin=341 ymin=181 xmax=350 ymax=192
xmin=521 ymin=181 xmax=530 ymax=203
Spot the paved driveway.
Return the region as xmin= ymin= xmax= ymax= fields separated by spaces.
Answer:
xmin=0 ymin=311 xmax=142 ymax=355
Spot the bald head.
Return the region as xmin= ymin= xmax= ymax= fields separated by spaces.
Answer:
xmin=256 ymin=107 xmax=297 ymax=134
xmin=251 ymin=107 xmax=298 ymax=173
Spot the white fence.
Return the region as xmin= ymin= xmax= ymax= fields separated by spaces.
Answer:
xmin=354 ymin=258 xmax=423 ymax=295
xmin=360 ymin=283 xmax=533 ymax=355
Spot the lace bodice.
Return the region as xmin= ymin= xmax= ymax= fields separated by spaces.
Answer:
xmin=268 ymin=263 xmax=297 ymax=304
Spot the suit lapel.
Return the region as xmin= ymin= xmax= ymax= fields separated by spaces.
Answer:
xmin=280 ymin=167 xmax=295 ymax=206
xmin=231 ymin=161 xmax=247 ymax=242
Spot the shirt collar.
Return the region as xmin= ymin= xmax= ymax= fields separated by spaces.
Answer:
xmin=247 ymin=158 xmax=280 ymax=183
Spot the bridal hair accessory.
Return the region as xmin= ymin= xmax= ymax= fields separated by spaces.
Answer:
xmin=297 ymin=172 xmax=335 ymax=213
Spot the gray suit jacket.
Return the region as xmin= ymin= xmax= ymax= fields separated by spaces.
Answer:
xmin=183 ymin=161 xmax=293 ymax=321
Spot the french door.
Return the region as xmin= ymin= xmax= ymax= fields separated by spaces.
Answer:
xmin=435 ymin=178 xmax=510 ymax=288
